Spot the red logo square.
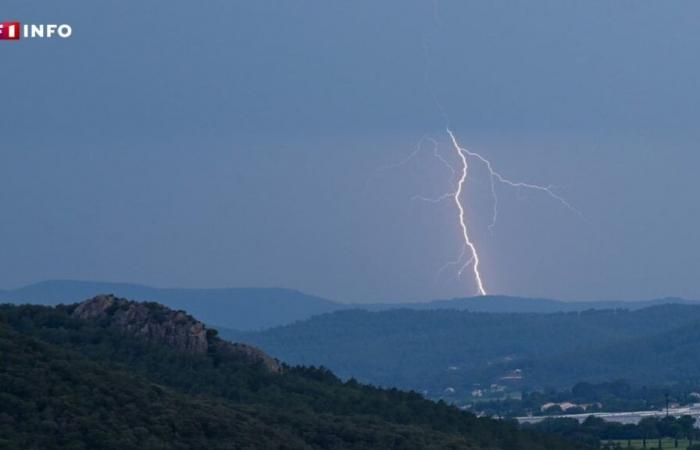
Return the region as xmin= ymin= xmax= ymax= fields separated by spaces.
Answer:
xmin=0 ymin=22 xmax=20 ymax=40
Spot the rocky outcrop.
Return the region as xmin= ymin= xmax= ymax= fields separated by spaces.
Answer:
xmin=73 ymin=295 xmax=209 ymax=354
xmin=213 ymin=340 xmax=282 ymax=373
xmin=72 ymin=294 xmax=281 ymax=372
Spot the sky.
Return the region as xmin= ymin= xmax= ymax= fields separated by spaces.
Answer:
xmin=1 ymin=1 xmax=699 ymax=303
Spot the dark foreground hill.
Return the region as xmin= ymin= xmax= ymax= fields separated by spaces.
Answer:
xmin=225 ymin=305 xmax=700 ymax=397
xmin=1 ymin=280 xmax=695 ymax=330
xmin=0 ymin=296 xmax=588 ymax=450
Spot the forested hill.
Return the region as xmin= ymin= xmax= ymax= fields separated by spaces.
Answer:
xmin=0 ymin=296 xmax=588 ymax=450
xmin=224 ymin=305 xmax=700 ymax=396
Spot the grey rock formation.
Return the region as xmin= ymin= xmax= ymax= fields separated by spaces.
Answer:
xmin=72 ymin=294 xmax=281 ymax=372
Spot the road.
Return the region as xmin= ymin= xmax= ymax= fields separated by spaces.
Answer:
xmin=517 ymin=403 xmax=700 ymax=426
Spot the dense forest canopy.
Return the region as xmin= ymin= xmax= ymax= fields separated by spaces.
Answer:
xmin=225 ymin=305 xmax=700 ymax=396
xmin=0 ymin=299 xmax=590 ymax=450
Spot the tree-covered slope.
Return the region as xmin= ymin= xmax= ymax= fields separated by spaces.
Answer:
xmin=224 ymin=305 xmax=700 ymax=394
xmin=0 ymin=322 xmax=298 ymax=450
xmin=0 ymin=298 xmax=588 ymax=450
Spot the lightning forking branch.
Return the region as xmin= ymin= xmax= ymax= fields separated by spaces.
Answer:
xmin=375 ymin=127 xmax=579 ymax=296
xmin=379 ymin=2 xmax=580 ymax=296
xmin=437 ymin=128 xmax=581 ymax=296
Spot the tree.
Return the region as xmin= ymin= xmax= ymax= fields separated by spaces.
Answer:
xmin=678 ymin=415 xmax=696 ymax=437
xmin=637 ymin=418 xmax=660 ymax=448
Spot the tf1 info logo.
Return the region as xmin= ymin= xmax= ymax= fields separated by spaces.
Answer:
xmin=0 ymin=22 xmax=72 ymax=40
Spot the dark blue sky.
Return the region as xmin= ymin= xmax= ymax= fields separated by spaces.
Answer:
xmin=1 ymin=1 xmax=699 ymax=302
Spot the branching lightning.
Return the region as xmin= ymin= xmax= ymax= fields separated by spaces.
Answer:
xmin=376 ymin=128 xmax=578 ymax=296
xmin=374 ymin=1 xmax=580 ymax=296
xmin=431 ymin=127 xmax=580 ymax=295
xmin=446 ymin=128 xmax=581 ymax=223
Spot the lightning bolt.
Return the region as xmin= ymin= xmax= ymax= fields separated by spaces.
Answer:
xmin=446 ymin=129 xmax=581 ymax=225
xmin=380 ymin=128 xmax=578 ymax=295
xmin=451 ymin=132 xmax=487 ymax=295
xmin=376 ymin=2 xmax=580 ymax=296
xmin=435 ymin=127 xmax=580 ymax=295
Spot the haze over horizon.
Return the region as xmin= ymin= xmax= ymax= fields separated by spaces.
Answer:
xmin=1 ymin=279 xmax=696 ymax=306
xmin=2 ymin=1 xmax=699 ymax=303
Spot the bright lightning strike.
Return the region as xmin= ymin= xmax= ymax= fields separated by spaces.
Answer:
xmin=399 ymin=2 xmax=580 ymax=296
xmin=446 ymin=129 xmax=581 ymax=225
xmin=437 ymin=127 xmax=580 ymax=295
xmin=373 ymin=128 xmax=578 ymax=296
xmin=451 ymin=133 xmax=487 ymax=295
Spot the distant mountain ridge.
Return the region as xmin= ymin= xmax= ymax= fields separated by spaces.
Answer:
xmin=228 ymin=304 xmax=700 ymax=397
xmin=1 ymin=280 xmax=696 ymax=330
xmin=362 ymin=295 xmax=698 ymax=313
xmin=0 ymin=280 xmax=340 ymax=331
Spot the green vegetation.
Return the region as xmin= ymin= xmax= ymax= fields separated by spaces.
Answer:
xmin=524 ymin=415 xmax=699 ymax=449
xmin=0 ymin=301 xmax=590 ymax=449
xmin=223 ymin=306 xmax=700 ymax=396
xmin=0 ymin=323 xmax=297 ymax=449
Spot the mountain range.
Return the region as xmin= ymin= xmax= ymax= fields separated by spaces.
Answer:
xmin=0 ymin=280 xmax=338 ymax=331
xmin=1 ymin=280 xmax=695 ymax=330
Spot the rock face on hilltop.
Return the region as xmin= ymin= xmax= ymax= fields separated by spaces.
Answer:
xmin=72 ymin=294 xmax=281 ymax=372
